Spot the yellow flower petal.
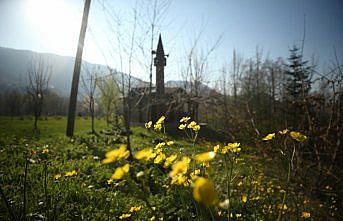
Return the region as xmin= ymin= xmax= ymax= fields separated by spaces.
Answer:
xmin=301 ymin=211 xmax=311 ymax=218
xmin=164 ymin=154 xmax=177 ymax=168
xmin=154 ymin=153 xmax=166 ymax=164
xmin=242 ymin=194 xmax=248 ymax=203
xmin=262 ymin=133 xmax=275 ymax=141
xmin=180 ymin=116 xmax=191 ymax=123
xmin=194 ymin=151 xmax=216 ymax=163
xmin=290 ymin=131 xmax=307 ymax=142
xmin=111 ymin=164 xmax=130 ymax=180
xmin=193 ymin=177 xmax=217 ymax=205
xmin=135 ymin=148 xmax=155 ymax=161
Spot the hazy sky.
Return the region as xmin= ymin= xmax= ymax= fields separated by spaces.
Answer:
xmin=0 ymin=0 xmax=342 ymax=82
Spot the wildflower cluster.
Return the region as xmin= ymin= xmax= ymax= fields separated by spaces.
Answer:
xmin=119 ymin=205 xmax=142 ymax=220
xmin=102 ymin=145 xmax=130 ymax=164
xmin=133 ymin=141 xmax=177 ymax=168
xmin=178 ymin=117 xmax=200 ymax=132
xmin=213 ymin=142 xmax=241 ymax=154
xmin=64 ymin=170 xmax=77 ymax=177
xmin=169 ymin=156 xmax=191 ymax=186
xmin=145 ymin=116 xmax=166 ymax=132
xmin=100 ymin=116 xmax=314 ymax=219
xmin=262 ymin=130 xmax=307 ymax=142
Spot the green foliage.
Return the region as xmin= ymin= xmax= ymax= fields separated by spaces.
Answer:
xmin=0 ymin=117 xmax=341 ymax=220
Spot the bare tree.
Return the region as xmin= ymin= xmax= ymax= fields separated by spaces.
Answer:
xmin=81 ymin=65 xmax=98 ymax=134
xmin=181 ymin=30 xmax=223 ymax=121
xmin=26 ymin=55 xmax=52 ymax=131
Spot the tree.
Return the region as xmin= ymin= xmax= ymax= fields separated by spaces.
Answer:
xmin=181 ymin=29 xmax=222 ymax=121
xmin=284 ymin=45 xmax=312 ymax=125
xmin=285 ymin=45 xmax=312 ymax=102
xmin=26 ymin=55 xmax=52 ymax=131
xmin=4 ymin=90 xmax=23 ymax=118
xmin=97 ymin=74 xmax=120 ymax=126
xmin=81 ymin=65 xmax=98 ymax=134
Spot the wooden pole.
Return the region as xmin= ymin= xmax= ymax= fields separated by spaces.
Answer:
xmin=66 ymin=0 xmax=91 ymax=137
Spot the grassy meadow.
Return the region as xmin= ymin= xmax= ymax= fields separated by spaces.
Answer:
xmin=0 ymin=116 xmax=341 ymax=220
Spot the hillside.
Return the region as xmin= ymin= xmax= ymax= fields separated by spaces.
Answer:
xmin=0 ymin=47 xmax=148 ymax=96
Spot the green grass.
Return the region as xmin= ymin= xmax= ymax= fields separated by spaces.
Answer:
xmin=0 ymin=116 xmax=107 ymax=139
xmin=0 ymin=116 xmax=340 ymax=220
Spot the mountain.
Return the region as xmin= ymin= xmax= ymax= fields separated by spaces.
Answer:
xmin=0 ymin=47 xmax=148 ymax=96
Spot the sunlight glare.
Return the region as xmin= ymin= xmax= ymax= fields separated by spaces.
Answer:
xmin=25 ymin=0 xmax=81 ymax=55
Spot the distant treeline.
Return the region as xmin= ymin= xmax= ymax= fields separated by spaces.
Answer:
xmin=0 ymin=90 xmax=71 ymax=117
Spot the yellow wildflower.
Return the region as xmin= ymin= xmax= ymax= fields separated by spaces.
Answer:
xmin=163 ymin=154 xmax=177 ymax=168
xmin=178 ymin=124 xmax=186 ymax=130
xmin=290 ymin=131 xmax=307 ymax=142
xmin=222 ymin=142 xmax=241 ymax=154
xmin=187 ymin=121 xmax=197 ymax=129
xmin=145 ymin=121 xmax=152 ymax=129
xmin=65 ymin=170 xmax=77 ymax=177
xmin=156 ymin=116 xmax=166 ymax=125
xmin=154 ymin=153 xmax=166 ymax=164
xmin=111 ymin=164 xmax=130 ymax=180
xmin=190 ymin=169 xmax=201 ymax=180
xmin=262 ymin=133 xmax=275 ymax=141
xmin=135 ymin=148 xmax=155 ymax=161
xmin=301 ymin=211 xmax=311 ymax=218
xmin=102 ymin=145 xmax=130 ymax=164
xmin=236 ymin=213 xmax=242 ymax=218
xmin=129 ymin=206 xmax=142 ymax=213
xmin=136 ymin=171 xmax=144 ymax=178
xmin=119 ymin=213 xmax=131 ymax=219
xmin=180 ymin=116 xmax=191 ymax=123
xmin=155 ymin=142 xmax=166 ymax=149
xmin=193 ymin=177 xmax=217 ymax=205
xmin=169 ymin=156 xmax=190 ymax=178
xmin=155 ymin=147 xmax=163 ymax=154
xmin=242 ymin=194 xmax=248 ymax=203
xmin=193 ymin=125 xmax=201 ymax=132
xmin=154 ymin=123 xmax=162 ymax=131
xmin=213 ymin=145 xmax=220 ymax=153
xmin=228 ymin=142 xmax=241 ymax=153
xmin=42 ymin=148 xmax=49 ymax=154
xmin=278 ymin=129 xmax=289 ymax=135
xmin=277 ymin=204 xmax=288 ymax=210
xmin=194 ymin=151 xmax=216 ymax=163
xmin=54 ymin=174 xmax=62 ymax=180
xmin=172 ymin=175 xmax=189 ymax=186
xmin=187 ymin=121 xmax=201 ymax=132
xmin=166 ymin=141 xmax=174 ymax=146
xmin=107 ymin=179 xmax=114 ymax=185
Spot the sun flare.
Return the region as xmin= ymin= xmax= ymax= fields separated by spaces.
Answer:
xmin=25 ymin=0 xmax=81 ymax=54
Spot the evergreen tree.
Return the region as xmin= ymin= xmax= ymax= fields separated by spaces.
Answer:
xmin=284 ymin=45 xmax=312 ymax=127
xmin=285 ymin=45 xmax=312 ymax=103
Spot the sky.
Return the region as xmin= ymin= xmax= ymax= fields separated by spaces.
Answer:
xmin=0 ymin=0 xmax=342 ymax=83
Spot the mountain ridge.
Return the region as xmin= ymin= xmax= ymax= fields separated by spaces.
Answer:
xmin=0 ymin=46 xmax=148 ymax=96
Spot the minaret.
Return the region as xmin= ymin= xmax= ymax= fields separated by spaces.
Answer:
xmin=153 ymin=34 xmax=167 ymax=97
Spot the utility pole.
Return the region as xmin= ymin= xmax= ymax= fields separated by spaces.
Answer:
xmin=66 ymin=0 xmax=91 ymax=137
